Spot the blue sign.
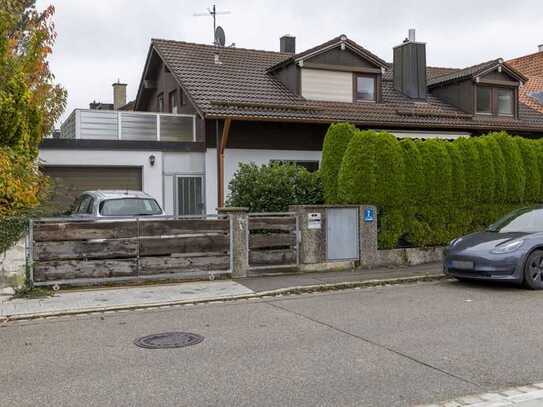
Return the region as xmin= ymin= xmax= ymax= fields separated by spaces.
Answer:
xmin=364 ymin=208 xmax=375 ymax=222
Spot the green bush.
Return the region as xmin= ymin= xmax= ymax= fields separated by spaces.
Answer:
xmin=517 ymin=138 xmax=541 ymax=203
xmin=492 ymin=132 xmax=525 ymax=203
xmin=474 ymin=138 xmax=495 ymax=203
xmin=226 ymin=162 xmax=323 ymax=212
xmin=320 ymin=122 xmax=357 ymax=204
xmin=337 ymin=130 xmax=377 ymax=204
xmin=483 ymin=135 xmax=507 ymax=204
xmin=400 ymin=139 xmax=423 ymax=208
xmin=325 ymin=123 xmax=541 ymax=248
xmin=536 ymin=140 xmax=543 ymax=203
xmin=455 ymin=137 xmax=481 ymax=205
xmin=374 ymin=132 xmax=405 ymax=208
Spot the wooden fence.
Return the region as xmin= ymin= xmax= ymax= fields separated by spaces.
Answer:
xmin=248 ymin=213 xmax=299 ymax=271
xmin=31 ymin=217 xmax=230 ymax=285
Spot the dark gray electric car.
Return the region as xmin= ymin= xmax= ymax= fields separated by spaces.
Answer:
xmin=444 ymin=206 xmax=543 ymax=289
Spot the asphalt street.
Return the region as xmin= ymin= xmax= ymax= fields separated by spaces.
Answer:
xmin=2 ymin=279 xmax=543 ymax=406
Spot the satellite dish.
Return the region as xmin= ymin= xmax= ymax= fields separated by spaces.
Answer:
xmin=215 ymin=26 xmax=225 ymax=47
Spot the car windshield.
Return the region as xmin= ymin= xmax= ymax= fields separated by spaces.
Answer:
xmin=99 ymin=198 xmax=162 ymax=216
xmin=487 ymin=207 xmax=543 ymax=233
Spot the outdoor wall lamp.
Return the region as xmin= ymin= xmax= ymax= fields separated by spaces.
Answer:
xmin=149 ymin=155 xmax=156 ymax=167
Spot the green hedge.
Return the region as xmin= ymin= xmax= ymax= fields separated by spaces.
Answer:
xmin=226 ymin=162 xmax=323 ymax=212
xmin=320 ymin=122 xmax=357 ymax=203
xmin=321 ymin=125 xmax=543 ymax=249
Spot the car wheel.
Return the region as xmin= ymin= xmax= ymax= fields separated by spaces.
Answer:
xmin=523 ymin=250 xmax=543 ymax=290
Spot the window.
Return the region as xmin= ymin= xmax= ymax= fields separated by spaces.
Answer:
xmin=476 ymin=87 xmax=492 ymax=114
xmin=180 ymin=89 xmax=185 ymax=106
xmin=476 ymin=86 xmax=516 ymax=117
xmin=99 ymin=198 xmax=162 ymax=216
xmin=169 ymin=90 xmax=178 ymax=114
xmin=355 ymin=75 xmax=376 ymax=101
xmin=497 ymin=88 xmax=514 ymax=116
xmin=271 ymin=160 xmax=320 ymax=172
xmin=157 ymin=93 xmax=164 ymax=113
xmin=177 ymin=176 xmax=204 ymax=216
xmin=75 ymin=195 xmax=94 ymax=214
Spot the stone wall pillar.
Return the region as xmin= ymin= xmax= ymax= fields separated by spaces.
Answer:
xmin=289 ymin=205 xmax=326 ymax=265
xmin=359 ymin=205 xmax=378 ymax=267
xmin=218 ymin=207 xmax=249 ymax=278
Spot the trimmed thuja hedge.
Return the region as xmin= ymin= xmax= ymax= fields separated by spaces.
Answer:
xmin=321 ymin=123 xmax=543 ymax=248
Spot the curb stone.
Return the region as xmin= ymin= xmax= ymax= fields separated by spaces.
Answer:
xmin=418 ymin=382 xmax=543 ymax=406
xmin=0 ymin=273 xmax=448 ymax=322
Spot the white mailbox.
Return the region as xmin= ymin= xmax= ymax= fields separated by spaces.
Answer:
xmin=307 ymin=212 xmax=321 ymax=230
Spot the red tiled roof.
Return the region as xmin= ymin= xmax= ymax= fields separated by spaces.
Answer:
xmin=151 ymin=38 xmax=543 ymax=132
xmin=508 ymin=51 xmax=543 ymax=78
xmin=507 ymin=51 xmax=543 ymax=113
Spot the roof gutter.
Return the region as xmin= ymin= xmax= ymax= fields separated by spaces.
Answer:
xmin=204 ymin=113 xmax=543 ymax=133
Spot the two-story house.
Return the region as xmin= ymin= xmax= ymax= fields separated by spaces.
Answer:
xmin=39 ymin=30 xmax=543 ymax=215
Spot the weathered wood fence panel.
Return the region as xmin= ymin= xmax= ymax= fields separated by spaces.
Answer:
xmin=31 ymin=217 xmax=230 ymax=284
xmin=248 ymin=214 xmax=298 ymax=270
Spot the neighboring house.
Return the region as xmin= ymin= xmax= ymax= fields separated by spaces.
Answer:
xmin=39 ymin=30 xmax=543 ymax=216
xmin=508 ymin=44 xmax=543 ymax=114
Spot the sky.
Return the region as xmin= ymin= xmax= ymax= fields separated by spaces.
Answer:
xmin=36 ymin=0 xmax=543 ymax=125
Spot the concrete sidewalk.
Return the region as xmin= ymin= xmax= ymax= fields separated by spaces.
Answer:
xmin=0 ymin=263 xmax=444 ymax=320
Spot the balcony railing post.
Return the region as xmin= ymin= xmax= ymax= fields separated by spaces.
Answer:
xmin=118 ymin=111 xmax=122 ymax=140
xmin=156 ymin=114 xmax=161 ymax=141
xmin=75 ymin=110 xmax=81 ymax=139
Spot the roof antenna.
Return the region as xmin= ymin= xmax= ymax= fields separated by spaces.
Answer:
xmin=194 ymin=4 xmax=231 ymax=46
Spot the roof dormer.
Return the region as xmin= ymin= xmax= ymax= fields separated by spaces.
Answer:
xmin=268 ymin=35 xmax=388 ymax=103
xmin=429 ymin=59 xmax=527 ymax=118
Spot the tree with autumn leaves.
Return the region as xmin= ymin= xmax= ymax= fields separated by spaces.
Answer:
xmin=0 ymin=1 xmax=66 ymax=219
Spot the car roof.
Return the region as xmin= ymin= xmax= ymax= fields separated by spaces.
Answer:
xmin=80 ymin=190 xmax=154 ymax=200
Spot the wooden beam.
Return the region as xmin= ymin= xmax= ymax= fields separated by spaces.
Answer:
xmin=218 ymin=118 xmax=232 ymax=208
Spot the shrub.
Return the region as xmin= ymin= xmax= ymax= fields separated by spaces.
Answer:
xmin=483 ymin=135 xmax=507 ymax=204
xmin=474 ymin=138 xmax=495 ymax=204
xmin=455 ymin=137 xmax=481 ymax=205
xmin=491 ymin=132 xmax=525 ymax=203
xmin=374 ymin=132 xmax=405 ymax=208
xmin=226 ymin=162 xmax=323 ymax=212
xmin=400 ymin=139 xmax=423 ymax=208
xmin=516 ymin=138 xmax=541 ymax=203
xmin=337 ymin=130 xmax=377 ymax=204
xmin=535 ymin=140 xmax=543 ymax=203
xmin=320 ymin=122 xmax=357 ymax=203
xmin=418 ymin=139 xmax=453 ymax=245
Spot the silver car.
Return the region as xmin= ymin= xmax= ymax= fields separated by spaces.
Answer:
xmin=70 ymin=190 xmax=165 ymax=218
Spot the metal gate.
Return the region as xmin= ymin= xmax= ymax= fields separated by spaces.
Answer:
xmin=326 ymin=208 xmax=360 ymax=261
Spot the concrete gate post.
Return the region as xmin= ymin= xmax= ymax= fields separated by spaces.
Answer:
xmin=289 ymin=205 xmax=325 ymax=265
xmin=218 ymin=207 xmax=249 ymax=278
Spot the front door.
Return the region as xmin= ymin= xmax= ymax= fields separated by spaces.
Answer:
xmin=176 ymin=176 xmax=204 ymax=216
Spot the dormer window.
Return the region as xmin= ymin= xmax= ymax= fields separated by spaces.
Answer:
xmin=497 ymin=88 xmax=514 ymax=116
xmin=355 ymin=74 xmax=376 ymax=102
xmin=476 ymin=86 xmax=516 ymax=117
xmin=476 ymin=87 xmax=492 ymax=114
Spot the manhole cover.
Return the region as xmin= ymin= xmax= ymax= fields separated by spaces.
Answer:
xmin=134 ymin=332 xmax=204 ymax=349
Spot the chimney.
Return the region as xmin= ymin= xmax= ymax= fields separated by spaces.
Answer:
xmin=393 ymin=29 xmax=427 ymax=99
xmin=539 ymin=44 xmax=543 ymax=53
xmin=280 ymin=35 xmax=296 ymax=53
xmin=112 ymin=81 xmax=127 ymax=110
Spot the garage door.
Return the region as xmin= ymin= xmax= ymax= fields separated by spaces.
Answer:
xmin=41 ymin=166 xmax=142 ymax=213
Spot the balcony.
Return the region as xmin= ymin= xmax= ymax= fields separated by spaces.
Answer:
xmin=60 ymin=109 xmax=196 ymax=142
